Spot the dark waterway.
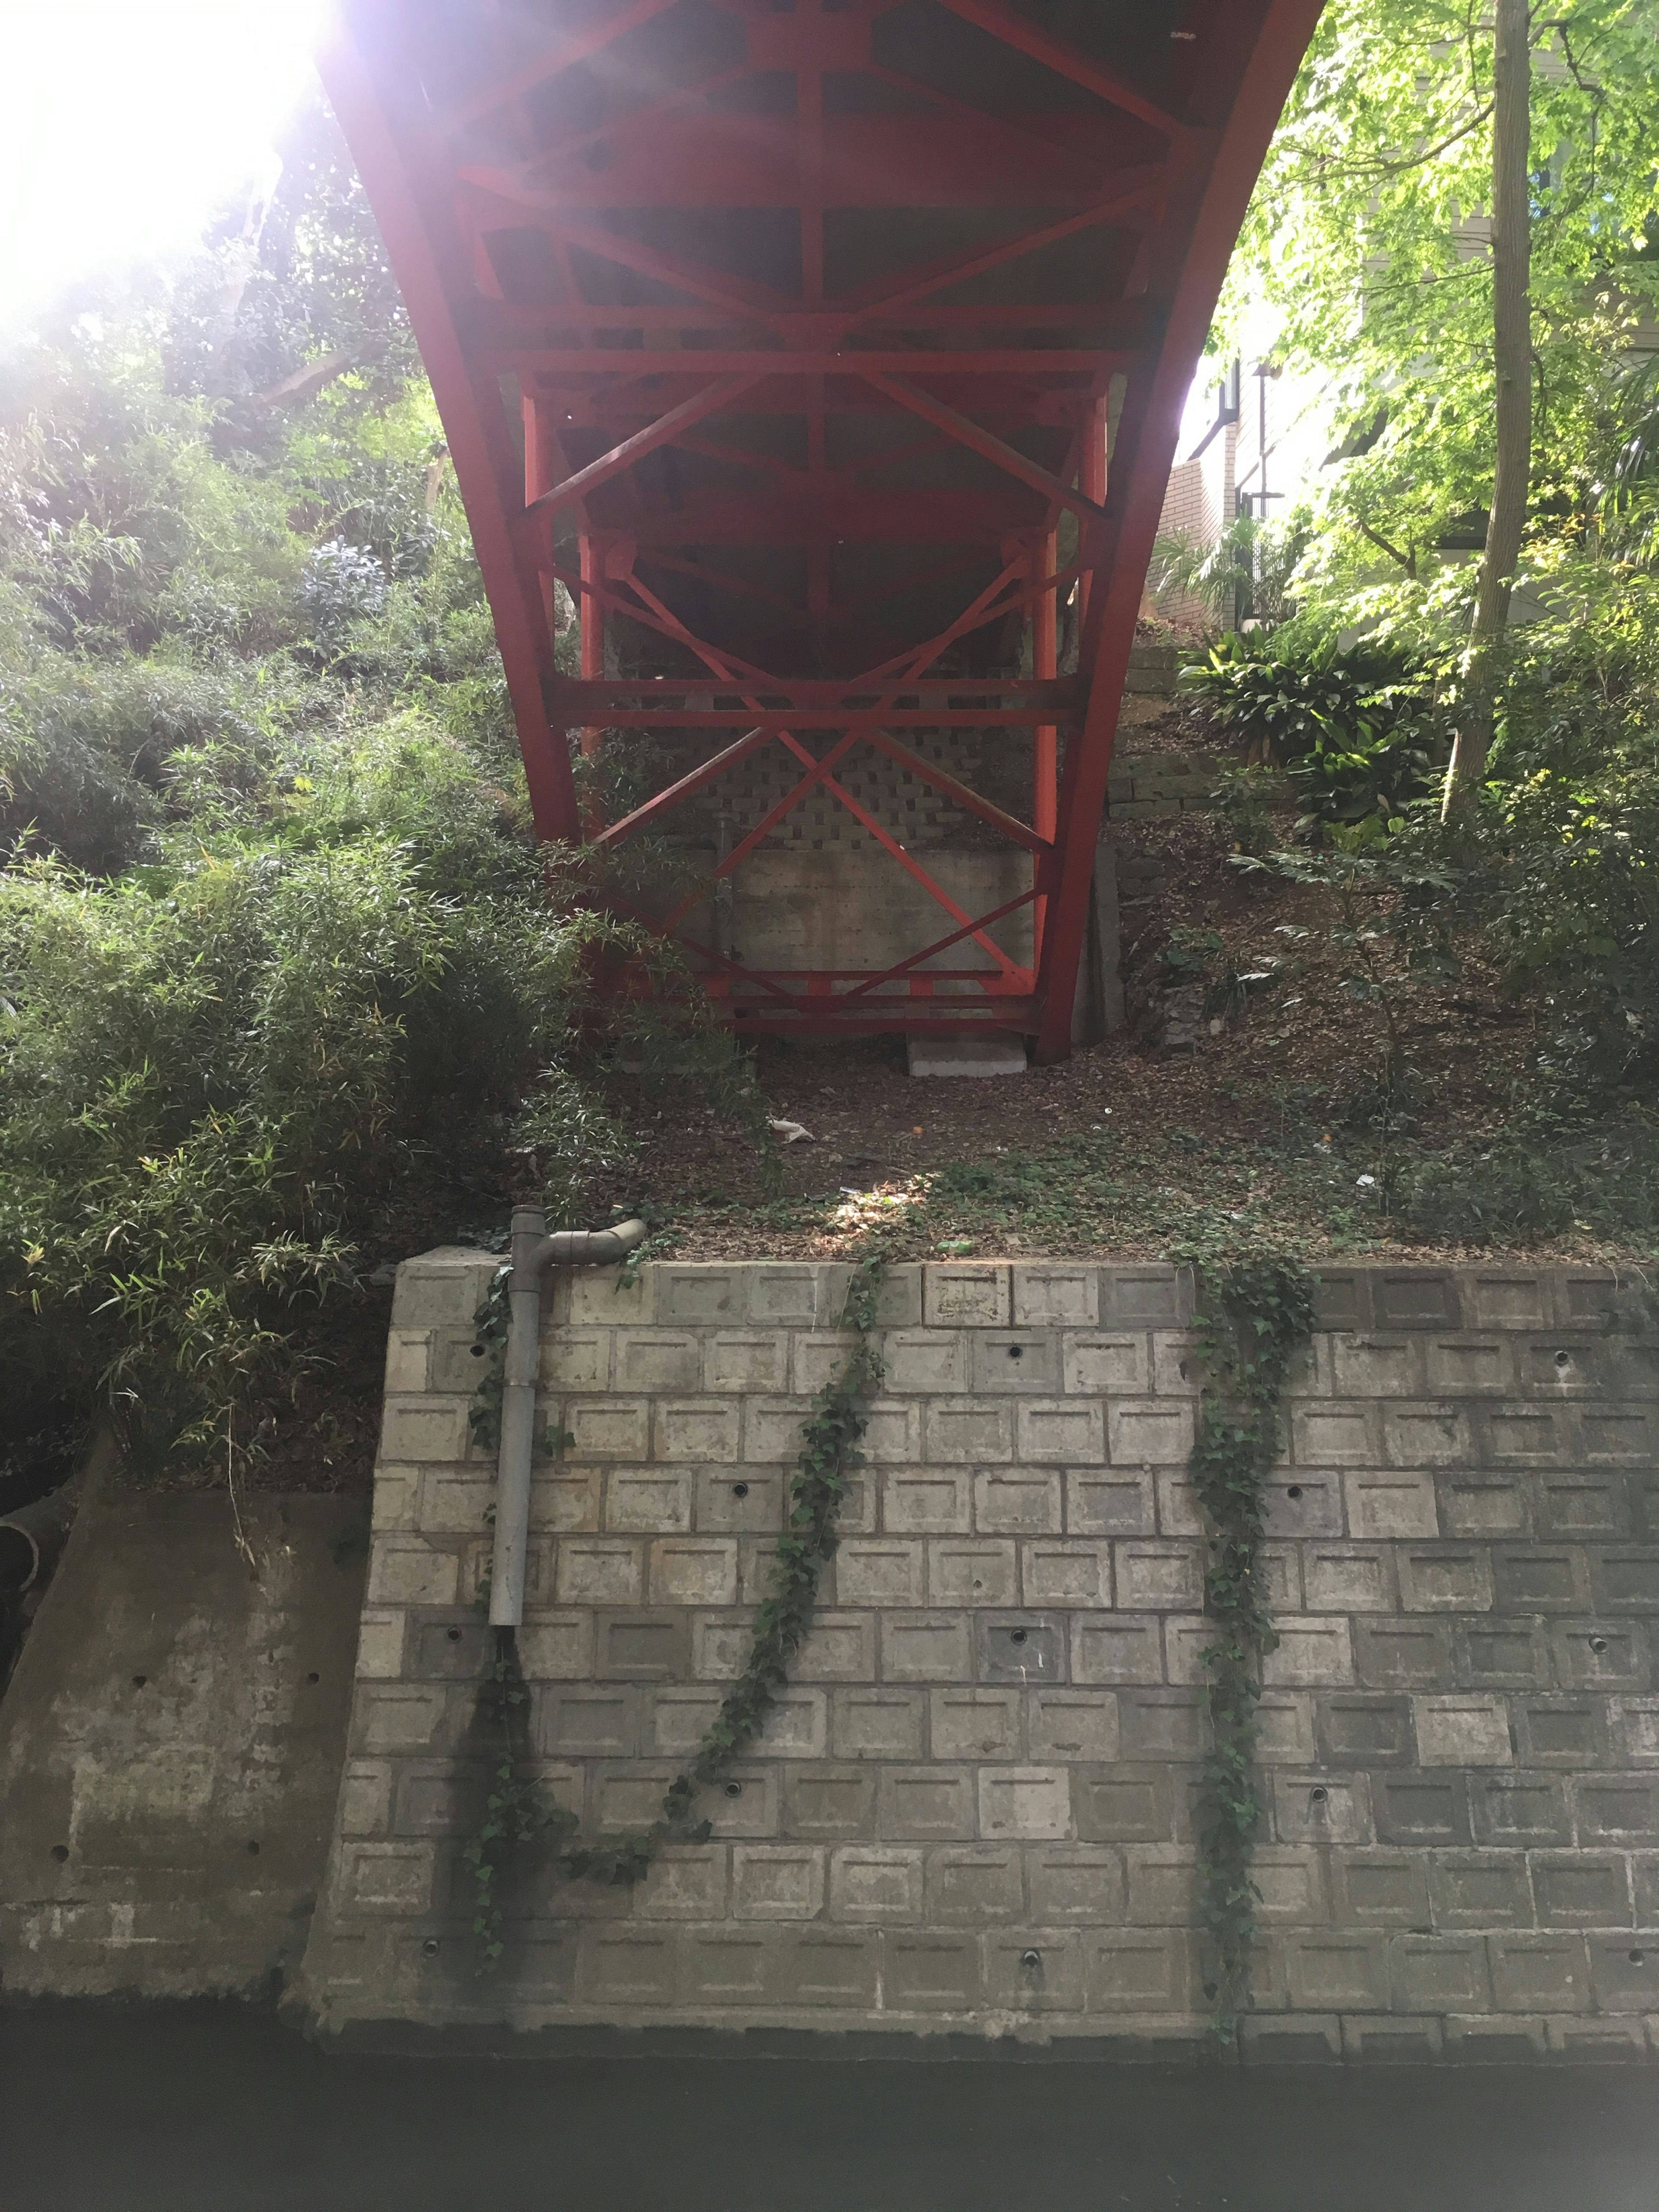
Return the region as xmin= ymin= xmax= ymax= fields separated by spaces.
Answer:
xmin=4 ymin=2000 xmax=1658 ymax=2212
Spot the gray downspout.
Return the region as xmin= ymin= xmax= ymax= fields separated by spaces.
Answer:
xmin=489 ymin=1207 xmax=646 ymax=1630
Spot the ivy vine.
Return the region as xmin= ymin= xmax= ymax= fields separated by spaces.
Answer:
xmin=467 ymin=1262 xmax=510 ymax=1456
xmin=463 ymin=1242 xmax=890 ymax=1969
xmin=463 ymin=1632 xmax=546 ymax=1974
xmin=463 ymin=1231 xmax=1312 ymax=2015
xmin=1177 ymin=1240 xmax=1314 ymax=2039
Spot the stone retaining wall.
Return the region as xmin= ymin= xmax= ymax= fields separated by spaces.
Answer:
xmin=298 ymin=1257 xmax=1659 ymax=2059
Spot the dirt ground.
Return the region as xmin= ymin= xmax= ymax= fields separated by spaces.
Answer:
xmin=622 ymin=802 xmax=1543 ymax=1265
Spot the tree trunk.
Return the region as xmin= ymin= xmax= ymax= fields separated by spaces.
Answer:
xmin=1441 ymin=0 xmax=1532 ymax=821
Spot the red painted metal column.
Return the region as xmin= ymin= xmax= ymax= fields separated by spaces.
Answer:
xmin=1032 ymin=0 xmax=1329 ymax=1063
xmin=1079 ymin=394 xmax=1109 ymax=625
xmin=521 ymin=397 xmax=557 ymax=639
xmin=1031 ymin=528 xmax=1058 ymax=969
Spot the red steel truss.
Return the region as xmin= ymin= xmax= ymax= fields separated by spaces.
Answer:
xmin=324 ymin=0 xmax=1323 ymax=1059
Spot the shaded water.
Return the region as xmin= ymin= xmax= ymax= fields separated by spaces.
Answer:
xmin=3 ymin=1999 xmax=1655 ymax=2212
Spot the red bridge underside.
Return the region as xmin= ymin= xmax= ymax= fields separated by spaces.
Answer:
xmin=327 ymin=0 xmax=1322 ymax=1061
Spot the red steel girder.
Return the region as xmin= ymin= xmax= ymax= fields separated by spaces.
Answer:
xmin=323 ymin=0 xmax=1325 ymax=1055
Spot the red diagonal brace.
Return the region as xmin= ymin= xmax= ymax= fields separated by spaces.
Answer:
xmin=542 ymin=559 xmax=780 ymax=688
xmin=461 ymin=184 xmax=797 ymax=326
xmin=929 ymin=0 xmax=1184 ymax=137
xmin=860 ymin=730 xmax=1049 ymax=855
xmin=835 ymin=176 xmax=1164 ymax=327
xmin=855 ymin=558 xmax=1085 ymax=686
xmin=659 ymin=730 xmax=865 ymax=934
xmin=438 ymin=0 xmax=682 ymax=134
xmin=773 ymin=731 xmax=1023 ymax=980
xmin=593 ymin=723 xmax=773 ymax=850
xmin=859 ymin=373 xmax=1108 ymax=536
xmin=527 ymin=376 xmax=763 ymax=521
xmin=838 ymin=888 xmax=1040 ymax=1002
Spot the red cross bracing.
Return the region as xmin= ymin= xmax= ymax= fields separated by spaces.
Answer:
xmin=325 ymin=0 xmax=1323 ymax=1062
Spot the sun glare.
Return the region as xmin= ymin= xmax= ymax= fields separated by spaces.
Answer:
xmin=0 ymin=0 xmax=332 ymax=329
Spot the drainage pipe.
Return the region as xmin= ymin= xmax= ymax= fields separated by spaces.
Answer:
xmin=489 ymin=1207 xmax=646 ymax=1630
xmin=0 ymin=1481 xmax=83 ymax=1595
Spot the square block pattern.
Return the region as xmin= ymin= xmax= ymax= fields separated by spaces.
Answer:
xmin=307 ymin=1259 xmax=1659 ymax=2053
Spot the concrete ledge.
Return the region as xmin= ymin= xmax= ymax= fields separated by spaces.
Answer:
xmin=303 ymin=2007 xmax=1659 ymax=2064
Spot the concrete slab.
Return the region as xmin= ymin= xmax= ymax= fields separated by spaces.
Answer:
xmin=906 ymin=1036 xmax=1027 ymax=1078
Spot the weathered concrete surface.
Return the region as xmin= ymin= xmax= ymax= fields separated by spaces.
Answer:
xmin=6 ymin=1999 xmax=1659 ymax=2212
xmin=299 ymin=1256 xmax=1659 ymax=2056
xmin=906 ymin=1036 xmax=1027 ymax=1078
xmin=0 ymin=1487 xmax=367 ymax=1996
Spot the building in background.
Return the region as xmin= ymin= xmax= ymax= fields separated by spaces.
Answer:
xmin=1147 ymin=355 xmax=1335 ymax=631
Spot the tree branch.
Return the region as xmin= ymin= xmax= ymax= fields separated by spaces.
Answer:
xmin=1356 ymin=520 xmax=1417 ymax=576
xmin=1284 ymin=99 xmax=1494 ymax=184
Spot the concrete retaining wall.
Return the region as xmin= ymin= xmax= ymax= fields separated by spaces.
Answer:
xmin=0 ymin=1486 xmax=367 ymax=1997
xmin=297 ymin=1255 xmax=1659 ymax=2058
xmin=636 ymin=644 xmax=1186 ymax=1023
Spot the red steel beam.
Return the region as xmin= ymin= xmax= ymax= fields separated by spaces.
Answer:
xmin=566 ymin=680 xmax=1078 ymax=709
xmin=1031 ymin=0 xmax=1328 ymax=1060
xmin=928 ymin=0 xmax=1184 ymax=139
xmin=527 ymin=375 xmax=763 ymax=521
xmin=835 ymin=888 xmax=1042 ymax=1003
xmin=437 ymin=0 xmax=681 ymax=135
xmin=832 ymin=180 xmax=1166 ymax=327
xmin=857 ymin=372 xmax=1109 ymax=535
xmin=558 ymin=709 xmax=1077 ymax=732
xmin=321 ymin=16 xmax=579 ymax=844
xmin=464 ymin=299 xmax=1157 ymax=340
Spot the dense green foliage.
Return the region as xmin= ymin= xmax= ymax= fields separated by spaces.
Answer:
xmin=1219 ymin=0 xmax=1659 ymax=592
xmin=1162 ymin=5 xmax=1659 ymax=1169
xmin=0 ymin=105 xmax=754 ymax=1477
xmin=1197 ymin=576 xmax=1659 ymax=1108
xmin=1182 ymin=632 xmax=1444 ymax=830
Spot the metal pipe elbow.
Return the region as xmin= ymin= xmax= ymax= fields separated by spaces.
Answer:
xmin=533 ymin=1218 xmax=648 ymax=1271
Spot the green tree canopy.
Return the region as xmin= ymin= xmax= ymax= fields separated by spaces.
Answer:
xmin=1217 ymin=0 xmax=1659 ymax=597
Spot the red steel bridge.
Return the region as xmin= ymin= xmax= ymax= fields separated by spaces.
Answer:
xmin=324 ymin=0 xmax=1322 ymax=1061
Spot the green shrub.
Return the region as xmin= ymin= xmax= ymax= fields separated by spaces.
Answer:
xmin=0 ymin=840 xmax=750 ymax=1472
xmin=258 ymin=710 xmax=540 ymax=903
xmin=0 ymin=654 xmax=266 ymax=871
xmin=1388 ymin=1128 xmax=1659 ymax=1248
xmin=0 ymin=113 xmax=774 ymax=1491
xmin=1475 ymin=766 xmax=1659 ymax=1090
xmin=1183 ymin=632 xmax=1444 ymax=830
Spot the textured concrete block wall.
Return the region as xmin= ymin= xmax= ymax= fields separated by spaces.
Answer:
xmin=299 ymin=1257 xmax=1659 ymax=2059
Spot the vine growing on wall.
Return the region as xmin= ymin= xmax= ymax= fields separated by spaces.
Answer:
xmin=463 ymin=1632 xmax=550 ymax=1974
xmin=466 ymin=1264 xmax=510 ymax=1456
xmin=1175 ymin=1235 xmax=1314 ymax=2039
xmin=462 ymin=1240 xmax=891 ymax=1969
